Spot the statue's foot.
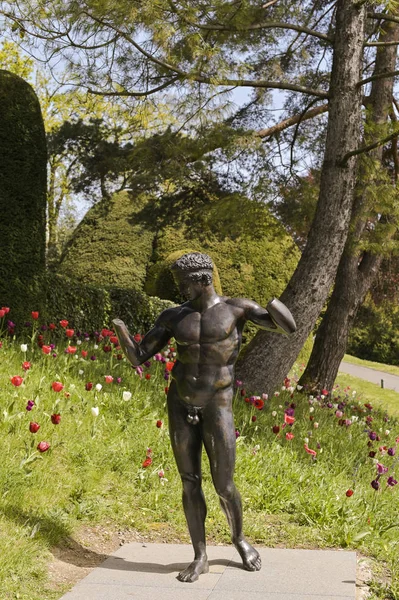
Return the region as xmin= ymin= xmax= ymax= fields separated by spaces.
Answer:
xmin=234 ymin=537 xmax=261 ymax=571
xmin=177 ymin=556 xmax=209 ymax=583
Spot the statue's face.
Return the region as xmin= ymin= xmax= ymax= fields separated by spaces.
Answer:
xmin=174 ymin=272 xmax=206 ymax=301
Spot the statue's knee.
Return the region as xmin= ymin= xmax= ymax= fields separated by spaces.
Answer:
xmin=180 ymin=472 xmax=201 ymax=491
xmin=215 ymin=481 xmax=235 ymax=501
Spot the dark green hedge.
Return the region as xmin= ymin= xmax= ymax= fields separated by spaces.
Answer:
xmin=58 ymin=191 xmax=155 ymax=291
xmin=348 ymin=295 xmax=399 ymax=366
xmin=44 ymin=273 xmax=175 ymax=334
xmin=0 ymin=70 xmax=47 ymax=327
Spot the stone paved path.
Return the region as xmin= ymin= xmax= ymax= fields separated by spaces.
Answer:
xmin=59 ymin=542 xmax=357 ymax=600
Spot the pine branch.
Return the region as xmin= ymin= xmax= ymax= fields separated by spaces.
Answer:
xmin=367 ymin=11 xmax=399 ymax=25
xmin=167 ymin=1 xmax=332 ymax=42
xmin=256 ymin=103 xmax=329 ymax=138
xmin=340 ymin=129 xmax=399 ymax=165
xmin=87 ymin=77 xmax=179 ymax=97
xmin=358 ymin=69 xmax=399 ymax=87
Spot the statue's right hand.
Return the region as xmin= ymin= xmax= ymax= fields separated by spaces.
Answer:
xmin=112 ymin=318 xmax=125 ymax=328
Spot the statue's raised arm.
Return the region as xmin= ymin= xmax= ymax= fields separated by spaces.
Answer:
xmin=229 ymin=297 xmax=296 ymax=335
xmin=112 ymin=313 xmax=172 ymax=367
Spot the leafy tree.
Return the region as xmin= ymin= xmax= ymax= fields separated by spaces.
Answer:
xmin=2 ymin=1 xmax=399 ymax=395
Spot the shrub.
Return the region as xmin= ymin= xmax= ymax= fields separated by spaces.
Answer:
xmin=58 ymin=191 xmax=155 ymax=291
xmin=0 ymin=70 xmax=47 ymax=328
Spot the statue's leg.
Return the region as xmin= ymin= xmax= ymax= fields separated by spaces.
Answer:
xmin=167 ymin=384 xmax=209 ymax=583
xmin=201 ymin=393 xmax=261 ymax=572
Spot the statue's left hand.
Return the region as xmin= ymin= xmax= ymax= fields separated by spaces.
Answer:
xmin=112 ymin=318 xmax=125 ymax=327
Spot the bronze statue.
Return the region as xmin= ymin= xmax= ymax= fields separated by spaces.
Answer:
xmin=113 ymin=252 xmax=296 ymax=583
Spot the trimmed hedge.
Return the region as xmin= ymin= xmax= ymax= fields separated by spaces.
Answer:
xmin=145 ymin=192 xmax=300 ymax=306
xmin=58 ymin=191 xmax=155 ymax=291
xmin=0 ymin=70 xmax=47 ymax=328
xmin=44 ymin=273 xmax=175 ymax=335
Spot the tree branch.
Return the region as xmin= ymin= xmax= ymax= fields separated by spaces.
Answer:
xmin=340 ymin=129 xmax=399 ymax=165
xmin=367 ymin=11 xmax=399 ymax=25
xmin=358 ymin=69 xmax=399 ymax=87
xmin=256 ymin=103 xmax=329 ymax=138
xmin=87 ymin=76 xmax=179 ymax=97
xmin=167 ymin=1 xmax=332 ymax=42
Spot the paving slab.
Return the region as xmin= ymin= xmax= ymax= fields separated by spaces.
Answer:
xmin=59 ymin=542 xmax=356 ymax=600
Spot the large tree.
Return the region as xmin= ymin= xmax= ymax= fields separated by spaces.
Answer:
xmin=1 ymin=0 xmax=398 ymax=394
xmin=300 ymin=14 xmax=399 ymax=392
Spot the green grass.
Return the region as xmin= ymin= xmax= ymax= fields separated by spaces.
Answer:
xmin=1 ymin=327 xmax=399 ymax=600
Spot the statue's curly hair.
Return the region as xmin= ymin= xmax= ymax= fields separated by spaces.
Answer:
xmin=171 ymin=253 xmax=214 ymax=285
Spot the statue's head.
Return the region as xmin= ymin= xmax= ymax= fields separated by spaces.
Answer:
xmin=171 ymin=252 xmax=214 ymax=299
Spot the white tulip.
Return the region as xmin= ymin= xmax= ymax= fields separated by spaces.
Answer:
xmin=123 ymin=391 xmax=132 ymax=401
xmin=95 ymin=383 xmax=102 ymax=392
xmin=20 ymin=344 xmax=28 ymax=352
xmin=91 ymin=406 xmax=99 ymax=417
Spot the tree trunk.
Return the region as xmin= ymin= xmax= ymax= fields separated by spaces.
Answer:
xmin=236 ymin=0 xmax=366 ymax=396
xmin=299 ymin=17 xmax=399 ymax=392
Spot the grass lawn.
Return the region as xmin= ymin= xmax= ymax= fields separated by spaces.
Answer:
xmin=1 ymin=325 xmax=398 ymax=600
xmin=343 ymin=354 xmax=399 ymax=378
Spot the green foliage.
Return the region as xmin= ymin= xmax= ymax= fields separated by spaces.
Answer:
xmin=58 ymin=191 xmax=155 ymax=291
xmin=44 ymin=273 xmax=175 ymax=334
xmin=348 ymin=295 xmax=399 ymax=365
xmin=145 ymin=189 xmax=300 ymax=309
xmin=0 ymin=70 xmax=47 ymax=328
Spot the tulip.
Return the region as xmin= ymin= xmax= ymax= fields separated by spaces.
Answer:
xmin=31 ymin=311 xmax=39 ymax=320
xmin=0 ymin=310 xmax=5 ymax=318
xmin=285 ymin=432 xmax=294 ymax=440
xmin=37 ymin=441 xmax=50 ymax=452
xmin=145 ymin=373 xmax=151 ymax=380
xmin=51 ymin=381 xmax=64 ymax=392
xmin=156 ymin=419 xmax=163 ymax=428
xmin=346 ymin=489 xmax=354 ymax=497
xmin=272 ymin=425 xmax=280 ymax=434
xmin=104 ymin=375 xmax=113 ymax=384
xmin=142 ymin=457 xmax=152 ymax=468
xmin=20 ymin=344 xmax=28 ymax=352
xmin=95 ymin=383 xmax=102 ymax=392
xmin=10 ymin=376 xmax=23 ymax=387
xmin=51 ymin=414 xmax=61 ymax=425
xmin=85 ymin=382 xmax=93 ymax=391
xmin=81 ymin=350 xmax=88 ymax=358
xmin=123 ymin=391 xmax=132 ymax=401
xmin=42 ymin=345 xmax=52 ymax=355
xmin=49 ymin=323 xmax=56 ymax=330
xmin=66 ymin=346 xmax=77 ymax=354
xmin=29 ymin=422 xmax=40 ymax=433
xmin=59 ymin=320 xmax=68 ymax=328
xmin=91 ymin=406 xmax=99 ymax=417
xmin=22 ymin=361 xmax=31 ymax=371
xmin=65 ymin=329 xmax=74 ymax=338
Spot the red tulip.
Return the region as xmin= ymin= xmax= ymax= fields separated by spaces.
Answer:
xmin=346 ymin=489 xmax=354 ymax=497
xmin=49 ymin=323 xmax=56 ymax=330
xmin=165 ymin=361 xmax=175 ymax=372
xmin=22 ymin=361 xmax=31 ymax=371
xmin=11 ymin=375 xmax=23 ymax=387
xmin=81 ymin=350 xmax=88 ymax=358
xmin=51 ymin=413 xmax=61 ymax=424
xmin=59 ymin=320 xmax=68 ymax=328
xmin=156 ymin=420 xmax=163 ymax=428
xmin=272 ymin=425 xmax=280 ymax=434
xmin=0 ymin=310 xmax=5 ymax=318
xmin=284 ymin=414 xmax=295 ymax=425
xmin=37 ymin=441 xmax=50 ymax=452
xmin=1 ymin=307 xmax=10 ymax=314
xmin=85 ymin=382 xmax=93 ymax=391
xmin=29 ymin=422 xmax=40 ymax=433
xmin=142 ymin=457 xmax=152 ymax=468
xmin=42 ymin=345 xmax=52 ymax=355
xmin=133 ymin=334 xmax=142 ymax=342
xmin=31 ymin=311 xmax=39 ymax=320
xmin=65 ymin=329 xmax=74 ymax=338
xmin=251 ymin=415 xmax=257 ymax=422
xmin=104 ymin=375 xmax=113 ymax=384
xmin=110 ymin=336 xmax=118 ymax=344
xmin=66 ymin=346 xmax=77 ymax=354
xmin=52 ymin=381 xmax=64 ymax=392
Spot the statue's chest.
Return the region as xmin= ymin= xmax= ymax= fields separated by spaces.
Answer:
xmin=173 ymin=305 xmax=238 ymax=345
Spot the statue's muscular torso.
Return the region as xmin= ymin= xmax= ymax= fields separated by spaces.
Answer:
xmin=162 ymin=298 xmax=247 ymax=407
